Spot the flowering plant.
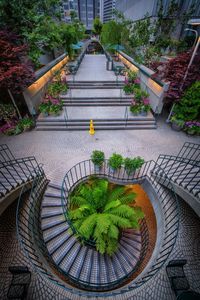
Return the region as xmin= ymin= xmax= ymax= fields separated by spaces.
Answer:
xmin=0 ymin=120 xmax=22 ymax=135
xmin=134 ymin=78 xmax=141 ymax=85
xmin=39 ymin=95 xmax=63 ymax=115
xmin=130 ymin=100 xmax=141 ymax=114
xmin=184 ymin=121 xmax=200 ymax=135
xmin=141 ymin=98 xmax=151 ymax=112
xmin=123 ymin=82 xmax=135 ymax=94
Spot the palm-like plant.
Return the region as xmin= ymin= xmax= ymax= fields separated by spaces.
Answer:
xmin=69 ymin=178 xmax=144 ymax=255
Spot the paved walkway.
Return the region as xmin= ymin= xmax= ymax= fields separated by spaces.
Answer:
xmin=67 ymin=54 xmax=124 ymax=82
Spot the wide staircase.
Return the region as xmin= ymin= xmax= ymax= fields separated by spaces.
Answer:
xmin=1 ymin=142 xmax=199 ymax=298
xmin=36 ymin=54 xmax=157 ymax=131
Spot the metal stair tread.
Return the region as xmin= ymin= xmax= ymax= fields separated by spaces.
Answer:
xmin=43 ymin=221 xmax=69 ymax=241
xmin=52 ymin=236 xmax=77 ymax=265
xmin=41 ymin=206 xmax=63 ymax=218
xmin=59 ymin=242 xmax=82 ymax=273
xmin=47 ymin=229 xmax=72 ymax=255
xmin=41 ymin=214 xmax=65 ymax=230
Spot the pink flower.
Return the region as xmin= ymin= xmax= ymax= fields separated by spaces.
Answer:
xmin=51 ymin=99 xmax=60 ymax=105
xmin=134 ymin=78 xmax=141 ymax=84
xmin=131 ymin=100 xmax=136 ymax=106
xmin=143 ymin=98 xmax=150 ymax=105
xmin=125 ymin=77 xmax=129 ymax=84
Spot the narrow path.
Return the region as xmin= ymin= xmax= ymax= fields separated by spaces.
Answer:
xmin=67 ymin=54 xmax=124 ymax=82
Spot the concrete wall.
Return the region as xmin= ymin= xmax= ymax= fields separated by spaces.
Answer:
xmin=118 ymin=51 xmax=169 ymax=114
xmin=23 ymin=54 xmax=68 ymax=114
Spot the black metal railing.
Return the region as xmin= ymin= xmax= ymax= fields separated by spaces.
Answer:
xmin=0 ymin=144 xmax=15 ymax=162
xmin=59 ymin=159 xmax=180 ymax=293
xmin=156 ymin=154 xmax=200 ymax=198
xmin=0 ymin=156 xmax=41 ymax=198
xmin=177 ymin=142 xmax=200 ymax=163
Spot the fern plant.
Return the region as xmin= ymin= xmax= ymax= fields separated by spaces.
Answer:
xmin=69 ymin=178 xmax=144 ymax=255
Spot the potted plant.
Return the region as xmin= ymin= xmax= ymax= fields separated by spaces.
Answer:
xmin=123 ymin=84 xmax=134 ymax=95
xmin=124 ymin=157 xmax=144 ymax=176
xmin=140 ymin=98 xmax=151 ymax=116
xmin=39 ymin=101 xmax=50 ymax=117
xmin=130 ymin=101 xmax=141 ymax=116
xmin=91 ymin=150 xmax=105 ymax=171
xmin=184 ymin=121 xmax=200 ymax=136
xmin=127 ymin=70 xmax=138 ymax=83
xmin=108 ymin=153 xmax=123 ymax=174
xmin=47 ymin=81 xmax=68 ymax=97
xmin=49 ymin=104 xmax=61 ymax=116
xmin=171 ymin=115 xmax=184 ymax=131
xmin=18 ymin=117 xmax=34 ymax=131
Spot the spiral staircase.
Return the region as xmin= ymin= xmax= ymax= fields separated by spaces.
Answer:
xmin=0 ymin=142 xmax=200 ymax=299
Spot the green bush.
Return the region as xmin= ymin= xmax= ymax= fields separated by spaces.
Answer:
xmin=173 ymin=81 xmax=200 ymax=121
xmin=18 ymin=117 xmax=34 ymax=130
xmin=124 ymin=157 xmax=144 ymax=175
xmin=108 ymin=153 xmax=123 ymax=170
xmin=91 ymin=150 xmax=105 ymax=167
xmin=47 ymin=81 xmax=68 ymax=97
xmin=69 ymin=178 xmax=144 ymax=255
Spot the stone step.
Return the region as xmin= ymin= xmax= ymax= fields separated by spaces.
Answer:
xmin=62 ymin=99 xmax=131 ymax=106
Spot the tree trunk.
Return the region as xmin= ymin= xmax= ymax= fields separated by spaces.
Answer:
xmin=8 ymin=89 xmax=22 ymax=119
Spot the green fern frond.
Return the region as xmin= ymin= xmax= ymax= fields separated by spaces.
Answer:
xmin=69 ymin=208 xmax=86 ymax=220
xmin=107 ymin=224 xmax=119 ymax=240
xmin=104 ymin=199 xmax=121 ymax=212
xmin=119 ymin=192 xmax=136 ymax=204
xmin=96 ymin=236 xmax=106 ymax=254
xmin=79 ymin=213 xmax=97 ymax=239
xmin=108 ymin=186 xmax=126 ymax=202
xmin=106 ymin=238 xmax=118 ymax=256
xmin=109 ymin=204 xmax=135 ymax=218
xmin=70 ymin=196 xmax=87 ymax=207
xmin=109 ymin=214 xmax=132 ymax=228
xmin=93 ymin=215 xmax=111 ymax=241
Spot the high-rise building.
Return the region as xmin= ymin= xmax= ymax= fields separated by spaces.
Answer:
xmin=116 ymin=0 xmax=200 ymax=23
xmin=61 ymin=0 xmax=100 ymax=31
xmin=103 ymin=0 xmax=116 ymax=23
xmin=77 ymin=0 xmax=100 ymax=31
xmin=61 ymin=0 xmax=79 ymax=23
xmin=115 ymin=0 xmax=200 ymax=39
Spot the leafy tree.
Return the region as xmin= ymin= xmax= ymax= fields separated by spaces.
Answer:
xmin=69 ymin=178 xmax=144 ymax=255
xmin=0 ymin=30 xmax=34 ymax=93
xmin=23 ymin=17 xmax=62 ymax=67
xmin=0 ymin=0 xmax=63 ymax=67
xmin=173 ymin=81 xmax=200 ymax=121
xmin=101 ymin=20 xmax=122 ymax=46
xmin=93 ymin=18 xmax=103 ymax=35
xmin=152 ymin=50 xmax=200 ymax=103
xmin=0 ymin=30 xmax=35 ymax=117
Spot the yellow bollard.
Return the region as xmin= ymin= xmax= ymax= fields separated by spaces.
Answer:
xmin=89 ymin=119 xmax=95 ymax=135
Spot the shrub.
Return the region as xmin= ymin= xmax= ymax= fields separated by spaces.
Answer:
xmin=18 ymin=117 xmax=34 ymax=130
xmin=173 ymin=81 xmax=200 ymax=121
xmin=91 ymin=150 xmax=105 ymax=167
xmin=124 ymin=157 xmax=144 ymax=175
xmin=184 ymin=121 xmax=200 ymax=135
xmin=108 ymin=153 xmax=123 ymax=170
xmin=47 ymin=81 xmax=68 ymax=97
xmin=69 ymin=178 xmax=144 ymax=255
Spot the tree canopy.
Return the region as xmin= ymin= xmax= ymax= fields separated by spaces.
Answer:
xmin=0 ymin=30 xmax=35 ymax=93
xmin=93 ymin=18 xmax=103 ymax=35
xmin=0 ymin=0 xmax=85 ymax=67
